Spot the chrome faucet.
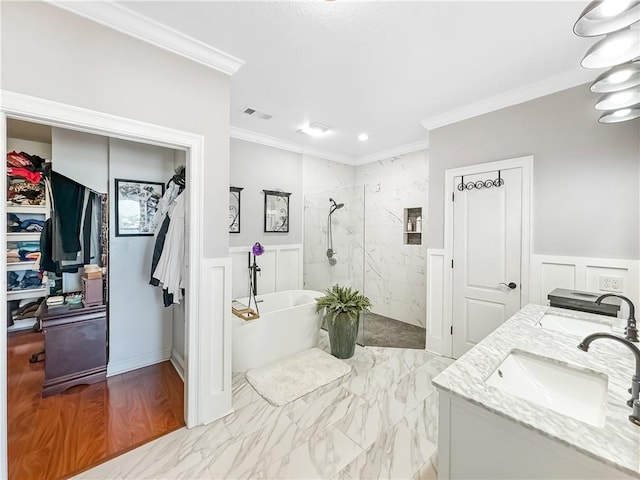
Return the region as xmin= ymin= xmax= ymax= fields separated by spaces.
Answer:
xmin=578 ymin=333 xmax=640 ymax=426
xmin=595 ymin=294 xmax=638 ymax=342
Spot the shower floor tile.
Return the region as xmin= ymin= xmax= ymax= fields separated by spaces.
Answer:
xmin=362 ymin=312 xmax=427 ymax=350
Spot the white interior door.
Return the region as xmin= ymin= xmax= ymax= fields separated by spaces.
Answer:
xmin=452 ymin=168 xmax=522 ymax=358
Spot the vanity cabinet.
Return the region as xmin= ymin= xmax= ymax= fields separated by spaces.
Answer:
xmin=437 ymin=391 xmax=634 ymax=479
xmin=38 ymin=303 xmax=108 ymax=397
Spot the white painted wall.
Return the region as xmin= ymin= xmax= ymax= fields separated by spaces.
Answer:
xmin=356 ymin=151 xmax=428 ymax=327
xmin=7 ymin=138 xmax=51 ymax=160
xmin=107 ymin=138 xmax=177 ymax=375
xmin=229 ymin=139 xmax=303 ymax=247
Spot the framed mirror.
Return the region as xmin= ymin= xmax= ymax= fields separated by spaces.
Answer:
xmin=263 ymin=190 xmax=290 ymax=233
xmin=229 ymin=186 xmax=243 ymax=233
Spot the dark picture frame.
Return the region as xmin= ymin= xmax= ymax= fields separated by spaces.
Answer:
xmin=115 ymin=178 xmax=165 ymax=236
xmin=263 ymin=190 xmax=291 ymax=233
xmin=229 ymin=186 xmax=243 ymax=233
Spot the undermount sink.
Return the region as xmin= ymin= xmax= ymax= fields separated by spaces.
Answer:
xmin=486 ymin=350 xmax=608 ymax=427
xmin=536 ymin=313 xmax=613 ymax=337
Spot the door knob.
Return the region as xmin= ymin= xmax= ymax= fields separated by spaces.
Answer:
xmin=499 ymin=282 xmax=517 ymax=290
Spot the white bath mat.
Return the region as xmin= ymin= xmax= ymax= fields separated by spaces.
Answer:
xmin=246 ymin=348 xmax=351 ymax=406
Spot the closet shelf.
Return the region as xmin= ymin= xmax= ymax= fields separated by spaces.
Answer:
xmin=6 ymin=205 xmax=48 ymax=214
xmin=6 ymin=261 xmax=37 ymax=272
xmin=6 ymin=232 xmax=41 ymax=241
xmin=7 ymin=287 xmax=48 ymax=300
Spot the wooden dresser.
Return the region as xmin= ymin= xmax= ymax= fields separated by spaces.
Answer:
xmin=37 ymin=302 xmax=107 ymax=397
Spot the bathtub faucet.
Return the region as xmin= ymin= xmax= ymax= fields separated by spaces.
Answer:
xmin=248 ymin=252 xmax=261 ymax=297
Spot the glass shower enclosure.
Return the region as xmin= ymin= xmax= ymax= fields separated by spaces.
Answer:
xmin=303 ymin=186 xmax=366 ymax=345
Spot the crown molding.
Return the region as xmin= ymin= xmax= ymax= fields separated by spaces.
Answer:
xmin=353 ymin=138 xmax=429 ymax=166
xmin=48 ymin=1 xmax=245 ymax=76
xmin=420 ymin=67 xmax=595 ymax=131
xmin=229 ymin=127 xmax=355 ymax=165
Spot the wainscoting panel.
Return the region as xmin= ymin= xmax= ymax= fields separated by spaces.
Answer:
xmin=195 ymin=257 xmax=233 ymax=424
xmin=426 ymin=251 xmax=639 ymax=358
xmin=230 ymin=244 xmax=303 ymax=300
xmin=426 ymin=248 xmax=450 ymax=357
xmin=530 ymin=255 xmax=639 ymax=318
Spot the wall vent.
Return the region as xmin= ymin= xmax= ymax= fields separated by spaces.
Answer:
xmin=242 ymin=106 xmax=272 ymax=120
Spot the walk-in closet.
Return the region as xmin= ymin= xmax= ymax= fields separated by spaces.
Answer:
xmin=5 ymin=119 xmax=188 ymax=479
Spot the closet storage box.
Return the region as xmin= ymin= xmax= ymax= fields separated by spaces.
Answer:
xmin=82 ymin=277 xmax=103 ymax=307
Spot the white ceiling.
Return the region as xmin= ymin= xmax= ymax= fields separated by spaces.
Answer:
xmin=118 ymin=1 xmax=597 ymax=163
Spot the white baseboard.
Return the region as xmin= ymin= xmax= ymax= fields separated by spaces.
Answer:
xmin=107 ymin=347 xmax=172 ymax=377
xmin=170 ymin=348 xmax=185 ymax=382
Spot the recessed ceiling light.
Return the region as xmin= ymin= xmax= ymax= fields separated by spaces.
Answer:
xmin=358 ymin=133 xmax=369 ymax=142
xmin=298 ymin=122 xmax=330 ymax=137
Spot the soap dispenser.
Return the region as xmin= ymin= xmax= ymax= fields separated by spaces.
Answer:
xmin=416 ymin=216 xmax=422 ymax=233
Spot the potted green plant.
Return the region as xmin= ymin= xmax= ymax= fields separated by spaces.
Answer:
xmin=315 ymin=284 xmax=372 ymax=359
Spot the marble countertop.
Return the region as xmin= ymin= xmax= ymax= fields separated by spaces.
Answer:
xmin=432 ymin=304 xmax=640 ymax=477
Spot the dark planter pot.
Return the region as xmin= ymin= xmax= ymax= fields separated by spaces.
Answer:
xmin=325 ymin=311 xmax=359 ymax=359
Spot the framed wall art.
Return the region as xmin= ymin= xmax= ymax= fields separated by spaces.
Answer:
xmin=263 ymin=190 xmax=290 ymax=233
xmin=229 ymin=186 xmax=243 ymax=233
xmin=115 ymin=178 xmax=165 ymax=236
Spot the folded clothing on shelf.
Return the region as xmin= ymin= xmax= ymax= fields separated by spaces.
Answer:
xmin=7 ymin=151 xmax=46 ymax=172
xmin=7 ymin=180 xmax=45 ymax=206
xmin=7 ymin=270 xmax=43 ymax=291
xmin=46 ymin=295 xmax=65 ymax=306
xmin=7 ymin=214 xmax=45 ymax=233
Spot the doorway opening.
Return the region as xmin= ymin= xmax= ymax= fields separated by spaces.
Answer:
xmin=1 ymin=92 xmax=212 ymax=479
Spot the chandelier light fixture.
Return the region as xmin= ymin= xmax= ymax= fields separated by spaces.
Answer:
xmin=574 ymin=0 xmax=640 ymax=123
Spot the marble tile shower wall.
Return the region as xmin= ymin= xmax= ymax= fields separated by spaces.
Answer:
xmin=303 ymin=186 xmax=365 ymax=293
xmin=356 ymin=151 xmax=429 ymax=328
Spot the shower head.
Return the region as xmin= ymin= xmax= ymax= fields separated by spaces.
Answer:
xmin=329 ymin=198 xmax=344 ymax=214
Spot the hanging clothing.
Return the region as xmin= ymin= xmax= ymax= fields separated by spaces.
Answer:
xmin=50 ymin=171 xmax=85 ymax=256
xmin=40 ymin=172 xmax=104 ymax=274
xmin=151 ymin=192 xmax=185 ymax=305
xmin=150 ymin=182 xmax=179 ymax=235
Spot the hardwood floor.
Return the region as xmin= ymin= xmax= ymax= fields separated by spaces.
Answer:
xmin=7 ymin=331 xmax=185 ymax=480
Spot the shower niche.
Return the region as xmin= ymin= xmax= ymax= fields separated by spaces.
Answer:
xmin=403 ymin=207 xmax=422 ymax=245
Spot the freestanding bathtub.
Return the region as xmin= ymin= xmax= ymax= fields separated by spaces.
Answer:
xmin=232 ymin=289 xmax=324 ymax=372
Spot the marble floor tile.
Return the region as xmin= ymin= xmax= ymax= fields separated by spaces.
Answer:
xmin=340 ymin=413 xmax=437 ymax=480
xmin=257 ymin=427 xmax=363 ymax=479
xmin=290 ymin=385 xmax=365 ymax=436
xmin=75 ymin=419 xmax=232 ymax=479
xmin=79 ymin=345 xmax=452 ymax=480
xmin=343 ymin=355 xmax=406 ymax=401
xmin=223 ymin=393 xmax=305 ymax=440
xmin=232 ymin=372 xmax=268 ymax=410
xmin=207 ymin=414 xmax=309 ymax=479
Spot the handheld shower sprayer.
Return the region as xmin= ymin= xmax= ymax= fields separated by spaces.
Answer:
xmin=327 ymin=198 xmax=345 ymax=265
